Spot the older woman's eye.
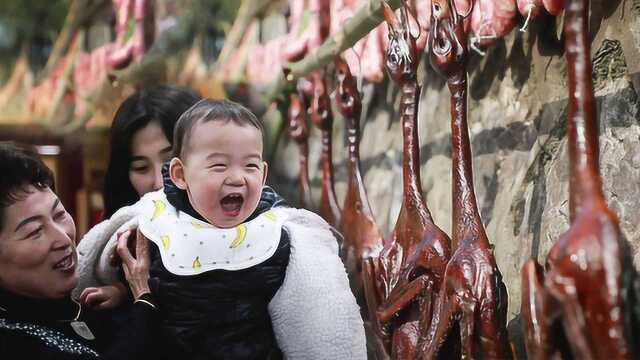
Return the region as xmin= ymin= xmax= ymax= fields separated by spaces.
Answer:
xmin=53 ymin=210 xmax=68 ymax=221
xmin=26 ymin=227 xmax=43 ymax=239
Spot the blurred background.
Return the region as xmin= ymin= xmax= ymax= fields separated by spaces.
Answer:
xmin=1 ymin=2 xmax=639 ymax=336
xmin=0 ymin=0 xmax=253 ymax=234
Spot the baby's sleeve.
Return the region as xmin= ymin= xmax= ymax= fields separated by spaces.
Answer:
xmin=72 ymin=204 xmax=139 ymax=299
xmin=268 ymin=208 xmax=367 ymax=360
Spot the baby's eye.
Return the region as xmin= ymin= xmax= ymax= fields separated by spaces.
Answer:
xmin=246 ymin=163 xmax=260 ymax=169
xmin=208 ymin=164 xmax=227 ymax=171
xmin=131 ymin=165 xmax=149 ymax=173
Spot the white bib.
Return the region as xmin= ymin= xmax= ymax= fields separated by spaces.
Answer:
xmin=137 ymin=191 xmax=287 ymax=276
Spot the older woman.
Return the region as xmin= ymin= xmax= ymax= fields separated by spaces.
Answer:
xmin=0 ymin=142 xmax=156 ymax=359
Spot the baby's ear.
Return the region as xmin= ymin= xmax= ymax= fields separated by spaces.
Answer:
xmin=262 ymin=161 xmax=269 ymax=186
xmin=169 ymin=158 xmax=188 ymax=190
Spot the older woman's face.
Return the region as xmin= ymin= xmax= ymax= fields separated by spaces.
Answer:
xmin=0 ymin=187 xmax=78 ymax=299
xmin=129 ymin=121 xmax=172 ymax=197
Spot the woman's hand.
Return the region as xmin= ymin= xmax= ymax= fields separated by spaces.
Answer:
xmin=79 ymin=284 xmax=128 ymax=309
xmin=116 ymin=229 xmax=151 ymax=300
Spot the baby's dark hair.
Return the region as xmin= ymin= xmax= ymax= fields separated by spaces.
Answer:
xmin=173 ymin=99 xmax=264 ymax=158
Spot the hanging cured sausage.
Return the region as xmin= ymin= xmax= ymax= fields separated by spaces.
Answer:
xmin=469 ymin=0 xmax=517 ymax=48
xmin=542 ymin=0 xmax=564 ymax=15
xmin=415 ymin=0 xmax=512 ymax=358
xmin=517 ymin=0 xmax=565 ymax=31
xmin=363 ymin=2 xmax=452 ymax=359
xmin=107 ymin=0 xmax=155 ymax=69
xmin=310 ymin=70 xmax=342 ymax=229
xmin=27 ymin=0 xmax=157 ymax=119
xmin=283 ymin=0 xmax=332 ymax=62
xmin=521 ymin=0 xmax=640 ymax=358
xmin=517 ymin=0 xmax=543 ymax=31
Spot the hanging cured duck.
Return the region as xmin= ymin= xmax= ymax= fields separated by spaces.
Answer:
xmin=310 ymin=70 xmax=342 ymax=229
xmin=415 ymin=0 xmax=512 ymax=358
xmin=286 ymin=91 xmax=313 ymax=208
xmin=521 ymin=0 xmax=640 ymax=358
xmin=363 ymin=2 xmax=452 ymax=358
xmin=334 ymin=56 xmax=384 ymax=296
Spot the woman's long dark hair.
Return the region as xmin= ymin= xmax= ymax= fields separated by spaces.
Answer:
xmin=102 ymin=85 xmax=201 ymax=218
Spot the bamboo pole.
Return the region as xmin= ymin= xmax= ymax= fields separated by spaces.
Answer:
xmin=214 ymin=0 xmax=275 ymax=68
xmin=41 ymin=0 xmax=108 ymax=79
xmin=49 ymin=11 xmax=198 ymax=134
xmin=264 ymin=0 xmax=402 ymax=103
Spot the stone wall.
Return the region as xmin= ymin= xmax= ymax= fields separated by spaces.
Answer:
xmin=269 ymin=0 xmax=640 ymax=353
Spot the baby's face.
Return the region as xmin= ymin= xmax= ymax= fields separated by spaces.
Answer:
xmin=174 ymin=120 xmax=267 ymax=228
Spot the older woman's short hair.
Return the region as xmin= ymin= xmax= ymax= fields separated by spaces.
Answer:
xmin=0 ymin=142 xmax=54 ymax=233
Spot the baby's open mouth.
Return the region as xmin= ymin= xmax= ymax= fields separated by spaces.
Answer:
xmin=220 ymin=193 xmax=244 ymax=216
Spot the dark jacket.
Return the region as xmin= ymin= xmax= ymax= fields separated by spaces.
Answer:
xmin=150 ymin=165 xmax=290 ymax=360
xmin=0 ymin=288 xmax=158 ymax=360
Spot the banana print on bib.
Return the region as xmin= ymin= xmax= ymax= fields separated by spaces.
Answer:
xmin=137 ymin=191 xmax=287 ymax=276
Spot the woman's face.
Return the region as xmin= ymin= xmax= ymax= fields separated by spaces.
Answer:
xmin=0 ymin=187 xmax=77 ymax=299
xmin=129 ymin=121 xmax=172 ymax=197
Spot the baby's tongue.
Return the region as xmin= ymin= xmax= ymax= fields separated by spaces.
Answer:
xmin=220 ymin=195 xmax=243 ymax=215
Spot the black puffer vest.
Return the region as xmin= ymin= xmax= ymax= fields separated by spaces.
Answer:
xmin=148 ymin=165 xmax=290 ymax=360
